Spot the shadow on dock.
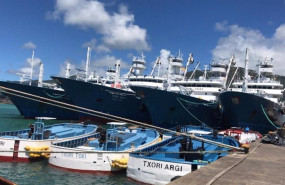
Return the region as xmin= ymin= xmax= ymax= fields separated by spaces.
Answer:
xmin=169 ymin=140 xmax=285 ymax=185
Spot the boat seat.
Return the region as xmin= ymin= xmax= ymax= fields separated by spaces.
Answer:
xmin=44 ymin=130 xmax=52 ymax=139
xmin=119 ymin=135 xmax=147 ymax=150
xmin=55 ymin=130 xmax=76 ymax=138
xmin=17 ymin=133 xmax=29 ymax=139
xmin=74 ymin=129 xmax=85 ymax=136
xmin=118 ymin=132 xmax=136 ymax=141
xmin=165 ymin=145 xmax=180 ymax=158
xmin=89 ymin=139 xmax=100 ymax=148
xmin=49 ymin=127 xmax=73 ymax=135
xmin=203 ymin=145 xmax=219 ymax=162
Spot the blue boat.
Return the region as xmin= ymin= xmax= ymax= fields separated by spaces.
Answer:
xmin=49 ymin=122 xmax=160 ymax=172
xmin=0 ymin=117 xmax=97 ymax=162
xmin=0 ymin=81 xmax=79 ymax=120
xmin=51 ymin=76 xmax=152 ymax=124
xmin=130 ymin=86 xmax=219 ymax=129
xmin=127 ymin=134 xmax=239 ymax=184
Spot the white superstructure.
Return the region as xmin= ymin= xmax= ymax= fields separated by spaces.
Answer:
xmin=170 ymin=55 xmax=235 ymax=102
xmin=229 ymin=56 xmax=284 ymax=103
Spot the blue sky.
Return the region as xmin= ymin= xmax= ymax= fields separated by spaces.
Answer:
xmin=1 ymin=0 xmax=285 ymax=81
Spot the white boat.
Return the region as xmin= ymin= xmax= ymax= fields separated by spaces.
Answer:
xmin=48 ymin=122 xmax=160 ymax=172
xmin=127 ymin=134 xmax=239 ymax=185
xmin=0 ymin=117 xmax=97 ymax=162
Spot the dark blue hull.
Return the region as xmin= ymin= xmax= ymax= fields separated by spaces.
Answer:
xmin=130 ymin=86 xmax=219 ymax=129
xmin=219 ymin=91 xmax=283 ymax=134
xmin=0 ymin=81 xmax=79 ymax=120
xmin=51 ymin=77 xmax=152 ymax=124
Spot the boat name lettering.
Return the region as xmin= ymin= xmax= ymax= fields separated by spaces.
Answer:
xmin=143 ymin=160 xmax=182 ymax=171
xmin=62 ymin=153 xmax=73 ymax=158
xmin=76 ymin=153 xmax=86 ymax=159
xmin=194 ymin=87 xmax=203 ymax=91
xmin=0 ymin=141 xmax=5 ymax=146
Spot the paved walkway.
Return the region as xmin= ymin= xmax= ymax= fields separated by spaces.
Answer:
xmin=169 ymin=140 xmax=285 ymax=185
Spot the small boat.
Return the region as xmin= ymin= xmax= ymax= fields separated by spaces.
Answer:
xmin=219 ymin=127 xmax=262 ymax=144
xmin=0 ymin=117 xmax=97 ymax=162
xmin=48 ymin=122 xmax=160 ymax=172
xmin=127 ymin=134 xmax=239 ymax=185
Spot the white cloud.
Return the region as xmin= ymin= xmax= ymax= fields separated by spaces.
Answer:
xmin=47 ymin=0 xmax=150 ymax=52
xmin=158 ymin=49 xmax=171 ymax=77
xmin=212 ymin=22 xmax=285 ymax=75
xmin=22 ymin=41 xmax=37 ymax=49
xmin=10 ymin=56 xmax=42 ymax=80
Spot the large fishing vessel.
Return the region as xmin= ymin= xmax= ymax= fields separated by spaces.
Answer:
xmin=129 ymin=54 xmax=235 ymax=129
xmin=219 ymin=49 xmax=284 ymax=134
xmin=51 ymin=75 xmax=152 ymax=124
xmin=130 ymin=85 xmax=218 ymax=129
xmin=0 ymin=52 xmax=78 ymax=120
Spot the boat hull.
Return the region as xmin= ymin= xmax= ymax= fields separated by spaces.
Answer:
xmin=52 ymin=77 xmax=152 ymax=124
xmin=219 ymin=91 xmax=283 ymax=134
xmin=0 ymin=81 xmax=78 ymax=120
xmin=0 ymin=124 xmax=97 ymax=162
xmin=49 ymin=135 xmax=160 ymax=172
xmin=130 ymin=86 xmax=219 ymax=129
xmin=127 ymin=156 xmax=203 ymax=184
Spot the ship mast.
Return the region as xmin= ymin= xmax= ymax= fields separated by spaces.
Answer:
xmin=189 ymin=62 xmax=200 ymax=80
xmin=183 ymin=53 xmax=194 ymax=81
xmin=65 ymin=62 xmax=71 ymax=78
xmin=242 ymin=48 xmax=249 ymax=93
xmin=150 ymin=57 xmax=160 ymax=76
xmin=203 ymin=65 xmax=207 ymax=80
xmin=85 ymin=47 xmax=91 ymax=82
xmin=29 ymin=50 xmax=35 ymax=86
xmin=224 ymin=54 xmax=235 ymax=89
xmin=38 ymin=62 xmax=43 ymax=87
xmin=115 ymin=60 xmax=121 ymax=87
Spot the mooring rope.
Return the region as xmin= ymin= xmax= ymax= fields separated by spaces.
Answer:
xmin=0 ymin=150 xmax=237 ymax=154
xmin=176 ymin=97 xmax=208 ymax=126
xmin=260 ymin=104 xmax=280 ymax=129
xmin=0 ymin=85 xmax=244 ymax=151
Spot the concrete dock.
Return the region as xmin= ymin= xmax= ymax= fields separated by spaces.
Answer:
xmin=169 ymin=140 xmax=285 ymax=185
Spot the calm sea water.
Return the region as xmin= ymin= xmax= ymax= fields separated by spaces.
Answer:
xmin=0 ymin=103 xmax=140 ymax=185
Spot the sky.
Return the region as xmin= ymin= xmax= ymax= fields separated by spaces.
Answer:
xmin=1 ymin=0 xmax=285 ymax=81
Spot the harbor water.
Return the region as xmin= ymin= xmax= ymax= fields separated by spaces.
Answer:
xmin=0 ymin=103 xmax=139 ymax=185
